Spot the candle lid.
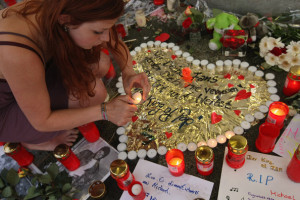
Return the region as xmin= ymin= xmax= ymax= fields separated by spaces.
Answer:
xmin=89 ymin=180 xmax=106 ymax=199
xmin=228 ymin=135 xmax=248 ymax=155
xmin=4 ymin=143 xmax=20 ymax=154
xmin=288 ymin=65 xmax=300 ymax=81
xmin=110 ymin=159 xmax=128 ymax=179
xmin=195 ymin=146 xmax=214 ymax=164
xmin=53 ymin=144 xmax=70 ymax=159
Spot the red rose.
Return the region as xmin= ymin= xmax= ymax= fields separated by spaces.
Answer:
xmin=182 ymin=17 xmax=193 ymax=29
xmin=116 ymin=24 xmax=126 ymax=38
xmin=281 ymin=47 xmax=287 ymax=54
xmin=270 ymin=47 xmax=283 ymax=56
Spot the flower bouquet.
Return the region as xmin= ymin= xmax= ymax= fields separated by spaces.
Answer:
xmin=177 ymin=5 xmax=204 ymax=31
xmin=259 ymin=36 xmax=300 ymax=71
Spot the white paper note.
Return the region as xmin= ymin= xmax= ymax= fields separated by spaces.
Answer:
xmin=120 ymin=159 xmax=214 ymax=200
xmin=218 ymin=148 xmax=299 ymax=200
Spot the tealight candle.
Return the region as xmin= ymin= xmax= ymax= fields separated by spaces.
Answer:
xmin=207 ymin=139 xmax=217 ymax=148
xmin=192 ymin=59 xmax=200 ymax=68
xmin=168 ymin=42 xmax=175 ymax=49
xmin=283 ymin=65 xmax=300 ymax=96
xmin=268 ymin=87 xmax=278 ymax=94
xmin=118 ymin=76 xmax=123 ymax=82
xmin=116 ymin=127 xmax=126 ymax=135
xmin=254 ymin=112 xmax=265 ymax=120
xmin=172 ymin=46 xmax=180 ymax=51
xmin=157 ymin=146 xmax=167 ymax=155
xmin=137 ymin=149 xmax=147 ymax=159
xmin=245 ymin=114 xmax=254 ymax=123
xmin=266 ymin=100 xmax=273 ymax=107
xmin=233 ymin=126 xmax=244 ymax=135
xmin=241 ymin=121 xmax=251 ymax=130
xmin=197 ymin=141 xmax=207 ymax=147
xmin=266 ymin=101 xmax=289 ymax=129
xmin=161 ymin=42 xmax=168 ymax=49
xmin=177 ymin=143 xmax=187 ymax=152
xmin=147 ymin=149 xmax=157 ymax=159
xmin=118 ymin=152 xmax=127 ymax=160
xmin=147 ymin=41 xmax=154 ymax=48
xmin=182 ymin=52 xmax=190 ymax=58
xmin=187 ymin=143 xmax=197 ymax=151
xmin=240 ymin=61 xmax=249 ymax=71
xmin=255 ymin=70 xmax=264 ymax=79
xmin=128 ymin=151 xmax=138 ymax=160
xmin=140 ymin=43 xmax=147 ymax=49
xmin=200 ymin=60 xmax=208 ymax=68
xmin=165 ymin=149 xmax=185 ymax=176
xmin=116 ymin=82 xmax=123 ymax=88
xmin=216 ymin=135 xmax=227 ymax=144
xmin=232 ymin=59 xmax=241 ymax=69
xmin=134 ymin=46 xmax=141 ymax=53
xmin=154 ymin=41 xmax=161 ymax=47
xmin=132 ymin=92 xmax=142 ymax=104
xmin=259 ymin=105 xmax=269 ymax=113
xmin=119 ymin=135 xmax=128 ymax=143
xmin=175 ymin=50 xmax=183 ymax=57
xmin=130 ymin=51 xmax=136 ymax=57
xmin=216 ymin=60 xmax=224 ymax=73
xmin=117 ymin=143 xmax=127 ymax=152
xmin=225 ymin=131 xmax=235 ymax=139
xmin=118 ymin=87 xmax=125 ymax=94
xmin=265 ymin=73 xmax=275 ymax=80
xmin=267 ymin=80 xmax=277 ymax=87
xmin=186 ymin=56 xmax=194 ymax=64
xmin=270 ymin=94 xmax=280 ymax=102
xmin=128 ymin=181 xmax=146 ymax=200
xmin=247 ymin=66 xmax=257 ymax=75
xmin=207 ymin=64 xmax=215 ymax=74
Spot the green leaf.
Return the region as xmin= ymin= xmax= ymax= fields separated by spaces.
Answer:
xmin=0 ymin=177 xmax=5 ymax=189
xmin=62 ymin=195 xmax=72 ymax=200
xmin=31 ymin=177 xmax=37 ymax=185
xmin=48 ymin=195 xmax=57 ymax=200
xmin=24 ymin=186 xmax=42 ymax=200
xmin=261 ymin=62 xmax=272 ymax=70
xmin=46 ymin=163 xmax=59 ymax=180
xmin=62 ymin=183 xmax=72 ymax=193
xmin=6 ymin=169 xmax=20 ymax=186
xmin=38 ymin=174 xmax=52 ymax=184
xmin=0 ymin=168 xmax=9 ymax=182
xmin=2 ymin=186 xmax=13 ymax=197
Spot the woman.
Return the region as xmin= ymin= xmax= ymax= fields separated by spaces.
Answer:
xmin=0 ymin=0 xmax=150 ymax=150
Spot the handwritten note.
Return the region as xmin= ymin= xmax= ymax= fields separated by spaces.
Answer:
xmin=273 ymin=114 xmax=300 ymax=158
xmin=218 ymin=148 xmax=299 ymax=200
xmin=120 ymin=159 xmax=213 ymax=200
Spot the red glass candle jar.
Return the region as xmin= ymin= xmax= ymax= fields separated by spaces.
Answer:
xmin=226 ymin=135 xmax=248 ymax=169
xmin=266 ymin=102 xmax=289 ymax=129
xmin=195 ymin=146 xmax=214 ymax=176
xmin=283 ymin=65 xmax=300 ymax=97
xmin=110 ymin=159 xmax=135 ymax=191
xmin=4 ymin=0 xmax=17 ymax=6
xmin=128 ymin=181 xmax=146 ymax=200
xmin=4 ymin=143 xmax=34 ymax=167
xmin=286 ymin=145 xmax=300 ymax=183
xmin=154 ymin=0 xmax=164 ymax=5
xmin=53 ymin=144 xmax=80 ymax=171
xmin=255 ymin=122 xmax=280 ymax=153
xmin=165 ymin=149 xmax=185 ymax=176
xmin=88 ymin=180 xmax=106 ymax=199
xmin=78 ymin=122 xmax=100 ymax=143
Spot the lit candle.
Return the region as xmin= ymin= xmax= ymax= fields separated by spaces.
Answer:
xmin=225 ymin=131 xmax=235 ymax=139
xmin=187 ymin=143 xmax=197 ymax=151
xmin=197 ymin=141 xmax=207 ymax=147
xmin=165 ymin=149 xmax=185 ymax=176
xmin=132 ymin=92 xmax=142 ymax=104
xmin=216 ymin=135 xmax=227 ymax=144
xmin=283 ymin=65 xmax=300 ymax=97
xmin=128 ymin=181 xmax=146 ymax=200
xmin=207 ymin=139 xmax=217 ymax=148
xmin=266 ymin=102 xmax=289 ymax=129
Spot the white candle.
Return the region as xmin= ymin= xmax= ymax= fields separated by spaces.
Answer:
xmin=207 ymin=63 xmax=215 ymax=73
xmin=118 ymin=87 xmax=125 ymax=94
xmin=270 ymin=94 xmax=280 ymax=102
xmin=216 ymin=60 xmax=224 ymax=72
xmin=140 ymin=43 xmax=147 ymax=49
xmin=177 ymin=143 xmax=187 ymax=152
xmin=168 ymin=43 xmax=175 ymax=49
xmin=216 ymin=135 xmax=227 ymax=144
xmin=137 ymin=149 xmax=147 ymax=159
xmin=128 ymin=150 xmax=137 ymax=160
xmin=118 ymin=76 xmax=123 ymax=82
xmin=265 ymin=73 xmax=275 ymax=80
xmin=154 ymin=41 xmax=161 ymax=47
xmin=245 ymin=114 xmax=255 ymax=123
xmin=116 ymin=82 xmax=123 ymax=88
xmin=182 ymin=52 xmax=190 ymax=58
xmin=187 ymin=143 xmax=197 ymax=151
xmin=147 ymin=41 xmax=154 ymax=48
xmin=200 ymin=60 xmax=208 ymax=68
xmin=232 ymin=59 xmax=241 ymax=69
xmin=157 ymin=146 xmax=167 ymax=155
xmin=192 ymin=59 xmax=200 ymax=68
xmin=241 ymin=121 xmax=251 ymax=130
xmin=248 ymin=66 xmax=257 ymax=75
xmin=259 ymin=105 xmax=269 ymax=113
xmin=224 ymin=60 xmax=232 ymax=72
xmin=233 ymin=126 xmax=244 ymax=135
xmin=172 ymin=46 xmax=180 ymax=51
xmin=255 ymin=70 xmax=264 ymax=79
xmin=131 ymin=184 xmax=142 ymax=195
xmin=186 ymin=56 xmax=194 ymax=63
xmin=197 ymin=141 xmax=207 ymax=147
xmin=175 ymin=50 xmax=182 ymax=57
xmin=207 ymin=139 xmax=217 ymax=148
xmin=119 ymin=135 xmax=128 ymax=143
xmin=267 ymin=80 xmax=277 ymax=87
xmin=134 ymin=46 xmax=142 ymax=53
xmin=132 ymin=92 xmax=142 ymax=104
xmin=225 ymin=131 xmax=235 ymax=139
xmin=117 ymin=143 xmax=127 ymax=152
xmin=265 ymin=100 xmax=273 ymax=107
xmin=161 ymin=42 xmax=168 ymax=49
xmin=130 ymin=51 xmax=137 ymax=57
xmin=254 ymin=112 xmax=265 ymax=120
xmin=268 ymin=87 xmax=278 ymax=94
xmin=240 ymin=61 xmax=249 ymax=71
xmin=118 ymin=152 xmax=127 ymax=160
xmin=147 ymin=149 xmax=157 ymax=159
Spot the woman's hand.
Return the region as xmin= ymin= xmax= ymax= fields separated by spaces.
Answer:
xmin=105 ymin=95 xmax=138 ymax=126
xmin=122 ymin=72 xmax=151 ymax=101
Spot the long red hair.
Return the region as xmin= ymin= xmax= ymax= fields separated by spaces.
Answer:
xmin=3 ymin=0 xmax=126 ymax=102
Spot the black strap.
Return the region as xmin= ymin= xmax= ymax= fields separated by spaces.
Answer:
xmin=0 ymin=31 xmax=40 ymax=48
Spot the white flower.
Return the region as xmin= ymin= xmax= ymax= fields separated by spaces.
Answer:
xmin=278 ymin=60 xmax=292 ymax=72
xmin=287 ymin=41 xmax=300 ymax=56
xmin=264 ymin=53 xmax=279 ymax=66
xmin=267 ymin=37 xmax=285 ymax=51
xmin=278 ymin=53 xmax=290 ymax=64
xmin=290 ymin=54 xmax=300 ymax=66
xmin=259 ymin=36 xmax=269 ymax=56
